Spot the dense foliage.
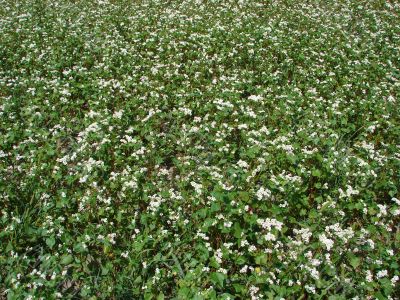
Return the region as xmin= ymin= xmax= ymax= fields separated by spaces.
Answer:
xmin=1 ymin=0 xmax=399 ymax=299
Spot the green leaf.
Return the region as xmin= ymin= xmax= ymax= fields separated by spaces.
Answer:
xmin=46 ymin=236 xmax=55 ymax=249
xmin=312 ymin=169 xmax=321 ymax=177
xmin=348 ymin=254 xmax=360 ymax=269
xmin=233 ymin=283 xmax=245 ymax=293
xmin=374 ymin=292 xmax=386 ymax=300
xmin=178 ymin=287 xmax=190 ymax=298
xmin=60 ymin=254 xmax=73 ymax=265
xmin=233 ymin=222 xmax=242 ymax=238
xmin=211 ymin=202 xmax=221 ymax=212
xmin=101 ymin=265 xmax=109 ymax=275
xmin=157 ymin=293 xmax=165 ymax=300
xmin=255 ymin=254 xmax=268 ymax=265
xmin=210 ymin=272 xmax=225 ymax=287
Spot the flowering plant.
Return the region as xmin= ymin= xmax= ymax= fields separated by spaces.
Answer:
xmin=0 ymin=0 xmax=399 ymax=299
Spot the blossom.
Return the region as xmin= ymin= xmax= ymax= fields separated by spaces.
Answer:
xmin=319 ymin=234 xmax=334 ymax=251
xmin=256 ymin=187 xmax=271 ymax=200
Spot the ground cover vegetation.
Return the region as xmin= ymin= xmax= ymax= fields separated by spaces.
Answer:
xmin=0 ymin=0 xmax=399 ymax=299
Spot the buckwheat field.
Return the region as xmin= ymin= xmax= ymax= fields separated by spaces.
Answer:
xmin=1 ymin=0 xmax=399 ymax=299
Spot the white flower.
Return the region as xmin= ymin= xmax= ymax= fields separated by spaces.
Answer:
xmin=190 ymin=181 xmax=202 ymax=194
xmin=256 ymin=187 xmax=271 ymax=200
xmin=215 ymin=249 xmax=223 ymax=263
xmin=293 ymin=227 xmax=312 ymax=244
xmin=237 ymin=160 xmax=249 ymax=169
xmin=377 ymin=204 xmax=387 ymax=217
xmin=248 ymin=95 xmax=263 ymax=102
xmin=391 ymin=275 xmax=399 ymax=286
xmin=224 ymin=221 xmax=232 ymax=228
xmin=218 ymin=267 xmax=228 ymax=274
xmin=338 ymin=185 xmax=359 ymax=198
xmin=305 ymin=285 xmax=316 ymax=294
xmin=178 ymin=107 xmax=192 ymax=116
xmin=240 ymin=265 xmax=248 ymax=273
xmin=257 ymin=218 xmax=283 ymax=231
xmin=366 ymin=270 xmax=373 ymax=282
xmin=113 ymin=110 xmax=124 ymax=119
xmin=376 ymin=270 xmax=388 ymax=278
xmin=319 ymin=234 xmax=334 ymax=251
xmin=366 ymin=239 xmax=375 ymax=249
xmin=265 ymin=232 xmax=276 ymax=241
xmin=248 ymin=245 xmax=257 ymax=252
